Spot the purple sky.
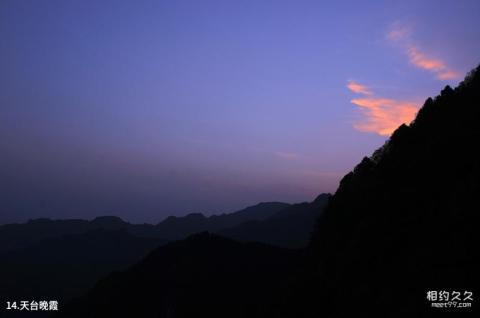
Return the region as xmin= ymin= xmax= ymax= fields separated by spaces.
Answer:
xmin=1 ymin=0 xmax=479 ymax=224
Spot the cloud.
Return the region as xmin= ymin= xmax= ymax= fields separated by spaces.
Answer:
xmin=387 ymin=23 xmax=460 ymax=81
xmin=347 ymin=81 xmax=419 ymax=136
xmin=406 ymin=46 xmax=445 ymax=71
xmin=386 ymin=23 xmax=410 ymax=42
xmin=347 ymin=81 xmax=372 ymax=95
xmin=351 ymin=97 xmax=418 ymax=136
xmin=275 ymin=152 xmax=299 ymax=160
xmin=437 ymin=69 xmax=461 ymax=80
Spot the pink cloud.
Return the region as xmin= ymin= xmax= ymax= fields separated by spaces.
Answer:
xmin=347 ymin=81 xmax=419 ymax=136
xmin=351 ymin=97 xmax=418 ymax=136
xmin=387 ymin=24 xmax=460 ymax=81
xmin=407 ymin=46 xmax=445 ymax=71
xmin=386 ymin=24 xmax=410 ymax=42
xmin=347 ymin=81 xmax=372 ymax=95
xmin=437 ymin=69 xmax=461 ymax=80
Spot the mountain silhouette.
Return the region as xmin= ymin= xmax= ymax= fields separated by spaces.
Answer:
xmin=299 ymin=66 xmax=480 ymax=317
xmin=154 ymin=202 xmax=291 ymax=240
xmin=58 ymin=233 xmax=301 ymax=318
xmin=56 ymin=66 xmax=480 ymax=317
xmin=219 ymin=194 xmax=330 ymax=248
xmin=1 ymin=200 xmax=317 ymax=316
xmin=0 ymin=216 xmax=157 ymax=253
xmin=0 ymin=230 xmax=165 ymax=309
xmin=0 ymin=202 xmax=290 ymax=254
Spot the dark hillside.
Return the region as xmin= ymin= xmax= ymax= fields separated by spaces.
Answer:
xmin=59 ymin=233 xmax=301 ymax=318
xmin=305 ymin=66 xmax=480 ymax=317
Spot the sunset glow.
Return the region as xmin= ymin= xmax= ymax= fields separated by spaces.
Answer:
xmin=387 ymin=23 xmax=461 ymax=81
xmin=347 ymin=82 xmax=419 ymax=136
xmin=1 ymin=0 xmax=478 ymax=223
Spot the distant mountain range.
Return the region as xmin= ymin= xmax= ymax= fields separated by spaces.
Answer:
xmin=0 ymin=201 xmax=291 ymax=253
xmin=0 ymin=196 xmax=329 ymax=312
xmin=220 ymin=194 xmax=330 ymax=248
xmin=0 ymin=198 xmax=331 ymax=254
xmin=0 ymin=229 xmax=164 ymax=310
xmin=154 ymin=201 xmax=292 ymax=240
xmin=55 ymin=66 xmax=480 ymax=317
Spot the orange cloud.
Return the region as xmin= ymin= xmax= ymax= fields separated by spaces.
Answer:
xmin=347 ymin=81 xmax=419 ymax=136
xmin=437 ymin=69 xmax=461 ymax=80
xmin=407 ymin=46 xmax=445 ymax=71
xmin=406 ymin=46 xmax=459 ymax=80
xmin=351 ymin=97 xmax=418 ymax=136
xmin=347 ymin=81 xmax=372 ymax=95
xmin=387 ymin=24 xmax=460 ymax=81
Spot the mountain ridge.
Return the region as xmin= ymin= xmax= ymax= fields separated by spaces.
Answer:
xmin=302 ymin=65 xmax=480 ymax=317
xmin=0 ymin=201 xmax=294 ymax=253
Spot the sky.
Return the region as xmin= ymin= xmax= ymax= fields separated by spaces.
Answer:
xmin=1 ymin=0 xmax=479 ymax=224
